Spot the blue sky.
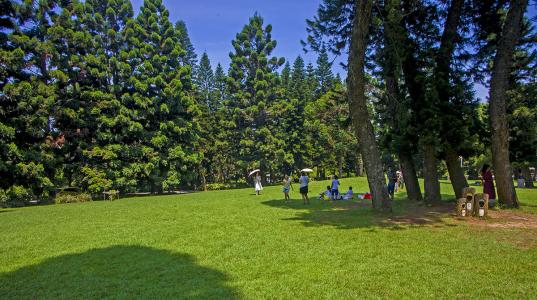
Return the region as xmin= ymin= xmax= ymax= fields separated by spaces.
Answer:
xmin=130 ymin=0 xmax=537 ymax=100
xmin=130 ymin=0 xmax=346 ymax=75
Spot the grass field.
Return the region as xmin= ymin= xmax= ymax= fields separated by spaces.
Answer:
xmin=1 ymin=177 xmax=536 ymax=299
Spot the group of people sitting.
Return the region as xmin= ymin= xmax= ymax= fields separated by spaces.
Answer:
xmin=319 ymin=185 xmax=355 ymax=201
xmin=281 ymin=173 xmax=369 ymax=203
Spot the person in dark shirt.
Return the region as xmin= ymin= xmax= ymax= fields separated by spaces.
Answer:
xmin=387 ymin=167 xmax=398 ymax=199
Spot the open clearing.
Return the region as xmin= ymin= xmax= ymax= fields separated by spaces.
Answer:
xmin=1 ymin=177 xmax=536 ymax=299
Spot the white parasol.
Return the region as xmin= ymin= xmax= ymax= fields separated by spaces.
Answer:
xmin=300 ymin=168 xmax=313 ymax=173
xmin=248 ymin=169 xmax=260 ymax=177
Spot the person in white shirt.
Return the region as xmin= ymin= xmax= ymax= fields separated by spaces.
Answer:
xmin=254 ymin=173 xmax=263 ymax=195
xmin=343 ymin=187 xmax=354 ymax=200
xmin=282 ymin=175 xmax=293 ymax=202
xmin=299 ymin=172 xmax=310 ymax=204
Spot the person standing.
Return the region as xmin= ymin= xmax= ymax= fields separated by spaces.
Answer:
xmin=299 ymin=172 xmax=310 ymax=204
xmin=331 ymin=175 xmax=340 ymax=200
xmin=481 ymin=164 xmax=496 ymax=208
xmin=397 ymin=171 xmax=404 ymax=191
xmin=517 ymin=168 xmax=525 ymax=188
xmin=254 ymin=173 xmax=263 ymax=195
xmin=282 ymin=175 xmax=293 ymax=202
xmin=387 ymin=167 xmax=397 ymax=199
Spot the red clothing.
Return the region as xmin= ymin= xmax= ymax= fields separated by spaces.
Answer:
xmin=482 ymin=170 xmax=496 ymax=200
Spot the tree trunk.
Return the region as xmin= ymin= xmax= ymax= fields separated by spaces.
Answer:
xmin=200 ymin=167 xmax=208 ymax=191
xmin=381 ymin=1 xmax=422 ymax=203
xmin=423 ymin=143 xmax=441 ymax=203
xmin=222 ymin=166 xmax=227 ymax=184
xmin=488 ymin=0 xmax=527 ymax=208
xmin=398 ymin=11 xmax=442 ymax=204
xmin=348 ymin=0 xmax=391 ymax=211
xmin=399 ymin=150 xmax=423 ymax=202
xmin=355 ymin=154 xmax=364 ymax=176
xmin=338 ymin=155 xmax=343 ymax=178
xmin=523 ymin=166 xmax=534 ymax=188
xmin=431 ymin=0 xmax=467 ymax=200
xmin=445 ymin=146 xmax=468 ymax=199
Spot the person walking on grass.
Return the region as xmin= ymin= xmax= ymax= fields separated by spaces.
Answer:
xmin=331 ymin=175 xmax=340 ymax=200
xmin=254 ymin=173 xmax=263 ymax=195
xmin=299 ymin=172 xmax=310 ymax=204
xmin=282 ymin=175 xmax=293 ymax=202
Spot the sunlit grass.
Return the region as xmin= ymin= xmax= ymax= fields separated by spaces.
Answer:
xmin=1 ymin=177 xmax=536 ymax=299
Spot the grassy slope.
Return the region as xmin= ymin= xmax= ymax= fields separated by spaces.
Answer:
xmin=0 ymin=177 xmax=536 ymax=299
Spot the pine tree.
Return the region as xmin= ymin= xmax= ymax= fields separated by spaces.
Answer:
xmin=227 ymin=13 xmax=285 ymax=179
xmin=126 ymin=0 xmax=200 ymax=193
xmin=305 ymin=62 xmax=318 ymax=102
xmin=277 ymin=56 xmax=310 ymax=174
xmin=175 ymin=20 xmax=197 ymax=67
xmin=209 ymin=63 xmax=236 ymax=183
xmin=280 ymin=62 xmax=291 ymax=93
xmin=306 ymin=0 xmax=391 ymax=210
xmin=508 ymin=18 xmax=537 ymax=188
xmin=0 ymin=0 xmax=61 ymax=205
xmin=488 ymin=0 xmax=528 ymax=207
xmin=377 ymin=0 xmax=423 ymax=202
xmin=47 ymin=0 xmax=140 ymax=193
xmin=195 ymin=52 xmax=215 ymax=111
xmin=305 ymin=83 xmax=357 ymax=178
xmin=316 ymin=44 xmax=334 ymax=96
xmin=289 ymin=56 xmax=306 ymax=101
xmin=212 ymin=63 xmax=228 ymax=108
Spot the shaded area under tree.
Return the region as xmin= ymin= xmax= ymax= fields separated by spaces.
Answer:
xmin=0 ymin=246 xmax=239 ymax=299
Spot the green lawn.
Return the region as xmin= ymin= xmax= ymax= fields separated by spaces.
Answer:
xmin=1 ymin=177 xmax=536 ymax=299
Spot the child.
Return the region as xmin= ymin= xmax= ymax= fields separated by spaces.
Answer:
xmin=282 ymin=175 xmax=293 ymax=202
xmin=319 ymin=186 xmax=332 ymax=200
xmin=343 ymin=187 xmax=354 ymax=200
xmin=331 ymin=175 xmax=340 ymax=200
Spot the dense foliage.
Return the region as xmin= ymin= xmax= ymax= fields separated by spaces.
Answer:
xmin=305 ymin=0 xmax=535 ymax=208
xmin=0 ymin=2 xmax=353 ymax=206
xmin=1 ymin=0 xmax=534 ymax=207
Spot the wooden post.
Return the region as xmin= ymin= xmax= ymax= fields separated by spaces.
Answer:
xmin=462 ymin=187 xmax=475 ymax=216
xmin=475 ymin=193 xmax=489 ymax=218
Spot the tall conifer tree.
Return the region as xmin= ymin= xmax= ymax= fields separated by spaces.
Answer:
xmin=316 ymin=44 xmax=334 ymax=96
xmin=0 ymin=0 xmax=61 ymax=205
xmin=227 ymin=13 xmax=285 ymax=178
xmin=195 ymin=52 xmax=215 ymax=111
xmin=175 ymin=20 xmax=197 ymax=67
xmin=126 ymin=0 xmax=200 ymax=193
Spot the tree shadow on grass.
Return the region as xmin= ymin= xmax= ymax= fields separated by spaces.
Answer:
xmin=262 ymin=197 xmax=457 ymax=231
xmin=0 ymin=246 xmax=239 ymax=299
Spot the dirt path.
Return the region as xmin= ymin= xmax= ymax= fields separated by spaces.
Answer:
xmin=383 ymin=201 xmax=537 ymax=229
xmin=465 ymin=209 xmax=537 ymax=229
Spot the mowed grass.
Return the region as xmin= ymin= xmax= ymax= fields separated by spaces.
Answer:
xmin=1 ymin=177 xmax=536 ymax=299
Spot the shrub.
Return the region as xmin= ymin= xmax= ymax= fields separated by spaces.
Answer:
xmin=206 ymin=182 xmax=248 ymax=191
xmin=0 ymin=186 xmax=34 ymax=207
xmin=54 ymin=191 xmax=92 ymax=204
